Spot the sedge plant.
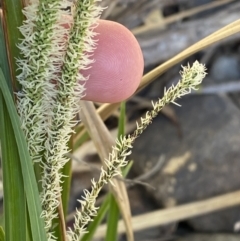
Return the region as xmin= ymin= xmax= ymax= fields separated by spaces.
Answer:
xmin=0 ymin=0 xmax=208 ymax=241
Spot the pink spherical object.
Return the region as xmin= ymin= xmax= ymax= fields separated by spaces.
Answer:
xmin=81 ymin=20 xmax=144 ymax=103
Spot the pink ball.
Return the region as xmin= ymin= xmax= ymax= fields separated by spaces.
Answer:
xmin=81 ymin=20 xmax=144 ymax=103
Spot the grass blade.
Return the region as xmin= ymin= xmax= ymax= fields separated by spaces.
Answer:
xmin=62 ymin=136 xmax=74 ymax=217
xmin=2 ymin=0 xmax=24 ymax=89
xmin=0 ymin=69 xmax=47 ymax=241
xmin=0 ymin=93 xmax=26 ymax=241
xmin=73 ymin=129 xmax=90 ymax=150
xmin=105 ymin=197 xmax=119 ymax=241
xmin=0 ymin=226 xmax=5 ymax=241
xmin=118 ymin=102 xmax=126 ymax=139
xmin=0 ymin=24 xmax=26 ymax=239
xmin=0 ymin=15 xmax=12 ymax=91
xmin=61 ymin=160 xmax=72 ymax=217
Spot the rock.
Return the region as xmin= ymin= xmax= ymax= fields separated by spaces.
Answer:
xmin=131 ymin=94 xmax=240 ymax=231
xmin=210 ymin=55 xmax=240 ymax=82
xmin=176 ymin=234 xmax=240 ymax=241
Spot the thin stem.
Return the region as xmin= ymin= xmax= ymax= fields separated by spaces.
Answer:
xmin=57 ymin=194 xmax=67 ymax=241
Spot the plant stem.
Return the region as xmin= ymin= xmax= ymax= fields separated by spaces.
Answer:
xmin=57 ymin=195 xmax=67 ymax=241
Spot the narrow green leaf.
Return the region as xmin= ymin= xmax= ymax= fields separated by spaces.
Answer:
xmin=62 ymin=136 xmax=74 ymax=217
xmin=0 ymin=92 xmax=26 ymax=241
xmin=0 ymin=16 xmax=12 ymax=92
xmin=0 ymin=226 xmax=5 ymax=241
xmin=53 ymin=159 xmax=72 ymax=241
xmin=0 ymin=16 xmax=35 ymax=241
xmin=73 ymin=130 xmax=90 ymax=150
xmin=2 ymin=0 xmax=24 ymax=89
xmin=122 ymin=160 xmax=133 ymax=177
xmin=105 ymin=196 xmax=119 ymax=241
xmin=26 ymin=207 xmax=33 ymax=241
xmin=61 ymin=160 xmax=72 ymax=216
xmin=0 ymin=214 xmax=4 ymax=228
xmin=117 ymin=102 xmax=126 ymax=139
xmin=0 ymin=69 xmax=47 ymax=241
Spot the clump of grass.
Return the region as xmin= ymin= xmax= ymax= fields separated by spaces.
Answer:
xmin=1 ymin=0 xmax=208 ymax=240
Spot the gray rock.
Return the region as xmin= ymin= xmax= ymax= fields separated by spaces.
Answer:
xmin=210 ymin=55 xmax=240 ymax=82
xmin=131 ymin=94 xmax=240 ymax=231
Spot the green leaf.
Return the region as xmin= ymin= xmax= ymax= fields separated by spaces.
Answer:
xmin=0 ymin=226 xmax=5 ymax=241
xmin=0 ymin=98 xmax=26 ymax=240
xmin=105 ymin=196 xmax=119 ymax=241
xmin=0 ymin=91 xmax=26 ymax=241
xmin=0 ymin=16 xmax=12 ymax=91
xmin=73 ymin=130 xmax=90 ymax=150
xmin=26 ymin=207 xmax=33 ymax=241
xmin=0 ymin=69 xmax=47 ymax=241
xmin=61 ymin=160 xmax=72 ymax=216
xmin=62 ymin=136 xmax=74 ymax=217
xmin=52 ymin=158 xmax=72 ymax=241
xmin=2 ymin=0 xmax=24 ymax=89
xmin=0 ymin=214 xmax=4 ymax=228
xmin=0 ymin=16 xmax=30 ymax=239
xmin=122 ymin=160 xmax=133 ymax=177
xmin=117 ymin=102 xmax=126 ymax=139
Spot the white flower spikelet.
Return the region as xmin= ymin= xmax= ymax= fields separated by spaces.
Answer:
xmin=17 ymin=0 xmax=104 ymax=239
xmin=68 ymin=61 xmax=207 ymax=240
xmin=67 ymin=136 xmax=130 ymax=241
xmin=41 ymin=0 xmax=103 ymax=240
xmin=16 ymin=0 xmax=70 ymax=239
xmin=17 ymin=0 xmax=70 ymax=164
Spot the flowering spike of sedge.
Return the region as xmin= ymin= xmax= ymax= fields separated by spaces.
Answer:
xmin=16 ymin=0 xmax=70 ymax=239
xmin=68 ymin=61 xmax=207 ymax=240
xmin=16 ymin=0 xmax=104 ymax=240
